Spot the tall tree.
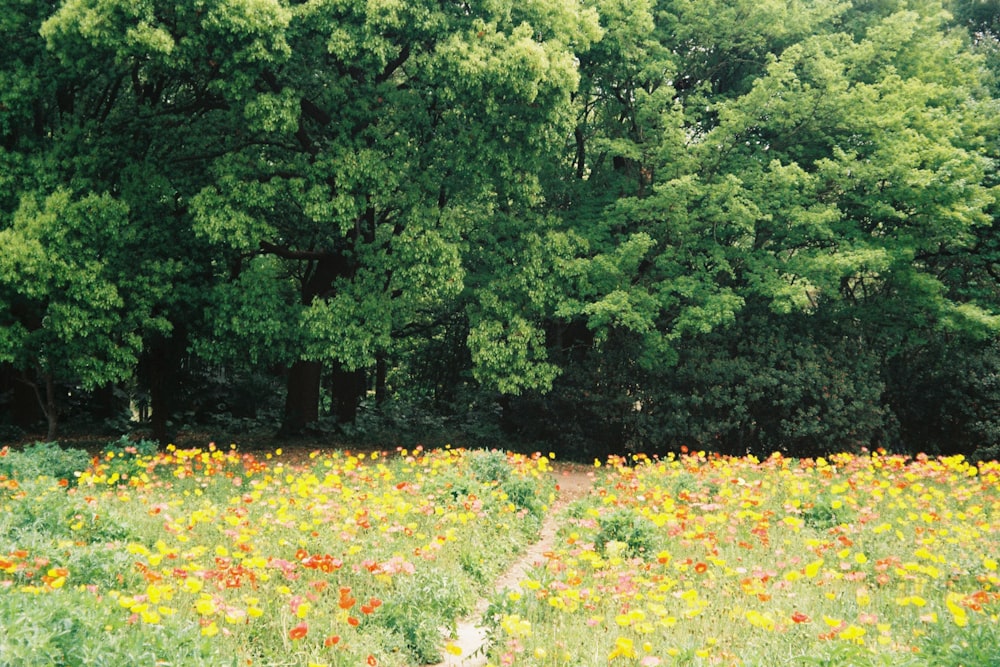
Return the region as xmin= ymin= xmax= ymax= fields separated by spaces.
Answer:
xmin=0 ymin=191 xmax=143 ymax=439
xmin=180 ymin=2 xmax=596 ymax=431
xmin=31 ymin=0 xmax=600 ymax=434
xmin=508 ymin=0 xmax=999 ymax=455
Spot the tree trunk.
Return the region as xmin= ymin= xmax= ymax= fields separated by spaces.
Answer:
xmin=44 ymin=373 xmax=57 ymax=441
xmin=148 ymin=366 xmax=174 ymax=445
xmin=375 ymin=354 xmax=387 ymax=406
xmin=331 ymin=362 xmax=366 ymax=425
xmin=18 ymin=369 xmax=58 ymax=440
xmin=4 ymin=364 xmax=43 ymax=429
xmin=282 ymin=360 xmax=322 ymax=434
xmin=140 ymin=329 xmax=186 ymax=445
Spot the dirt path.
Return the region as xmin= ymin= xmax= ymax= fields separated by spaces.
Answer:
xmin=428 ymin=465 xmax=596 ymax=667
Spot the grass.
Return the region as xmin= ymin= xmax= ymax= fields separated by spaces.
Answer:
xmin=483 ymin=450 xmax=1000 ymax=666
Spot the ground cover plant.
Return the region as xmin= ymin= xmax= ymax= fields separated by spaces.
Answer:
xmin=486 ymin=450 xmax=1000 ymax=666
xmin=0 ymin=442 xmax=554 ymax=666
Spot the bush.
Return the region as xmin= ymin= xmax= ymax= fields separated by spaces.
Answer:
xmin=0 ymin=441 xmax=91 ymax=484
xmin=468 ymin=449 xmax=513 ymax=484
xmin=0 ymin=587 xmax=231 ymax=666
xmin=885 ymin=338 xmax=1000 ymax=460
xmin=374 ymin=569 xmax=474 ymax=664
xmin=638 ymin=310 xmax=893 ymax=458
xmin=596 ymin=509 xmax=657 ymax=558
xmin=498 ymin=310 xmax=894 ymax=460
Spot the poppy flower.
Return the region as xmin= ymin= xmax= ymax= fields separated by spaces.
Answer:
xmin=338 ymin=587 xmax=357 ymax=610
xmin=791 ymin=611 xmax=811 ymax=624
xmin=361 ymin=597 xmax=382 ymax=614
xmin=289 ymin=622 xmax=308 ymax=640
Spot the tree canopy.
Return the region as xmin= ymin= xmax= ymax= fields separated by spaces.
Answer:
xmin=2 ymin=0 xmax=998 ymax=459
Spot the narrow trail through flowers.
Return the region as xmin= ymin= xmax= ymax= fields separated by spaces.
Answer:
xmin=430 ymin=465 xmax=596 ymax=667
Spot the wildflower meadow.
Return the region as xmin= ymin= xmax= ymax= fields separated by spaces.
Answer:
xmin=0 ymin=442 xmax=552 ymax=666
xmin=486 ymin=450 xmax=1000 ymax=667
xmin=1 ymin=441 xmax=999 ymax=666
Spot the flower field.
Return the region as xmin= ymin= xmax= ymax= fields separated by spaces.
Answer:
xmin=2 ymin=443 xmax=1000 ymax=667
xmin=487 ymin=450 xmax=1000 ymax=667
xmin=0 ymin=442 xmax=553 ymax=666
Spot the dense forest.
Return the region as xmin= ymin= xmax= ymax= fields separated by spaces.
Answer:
xmin=2 ymin=0 xmax=999 ymax=460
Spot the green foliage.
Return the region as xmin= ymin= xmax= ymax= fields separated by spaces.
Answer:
xmin=595 ymin=509 xmax=656 ymax=557
xmin=0 ymin=442 xmax=90 ymax=484
xmin=0 ymin=587 xmax=232 ymax=667
xmin=469 ymin=449 xmax=515 ymax=484
xmin=0 ymin=191 xmax=142 ymax=389
xmin=886 ymin=339 xmax=1000 ymax=459
xmin=794 ymin=642 xmax=921 ymax=667
xmin=801 ymin=498 xmax=856 ymax=531
xmin=917 ymin=620 xmax=1000 ymax=667
xmin=375 ymin=569 xmax=474 ymax=664
xmin=501 ymin=476 xmax=547 ymax=520
xmin=640 ymin=310 xmax=894 ymax=458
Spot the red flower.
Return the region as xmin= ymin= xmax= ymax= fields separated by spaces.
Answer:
xmin=324 ymin=635 xmax=340 ymax=647
xmin=694 ymin=562 xmax=708 ymax=574
xmin=347 ymin=616 xmax=360 ymax=627
xmin=366 ymin=656 xmax=377 ymax=666
xmin=791 ymin=611 xmax=811 ymax=624
xmin=288 ymin=622 xmax=308 ymax=640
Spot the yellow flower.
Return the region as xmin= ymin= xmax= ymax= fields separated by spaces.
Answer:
xmin=195 ymin=596 xmax=216 ymax=616
xmin=946 ymin=593 xmax=969 ymax=627
xmin=609 ymin=636 xmax=637 ymax=660
xmin=745 ymin=610 xmax=776 ymax=631
xmin=839 ymin=625 xmax=866 ymax=643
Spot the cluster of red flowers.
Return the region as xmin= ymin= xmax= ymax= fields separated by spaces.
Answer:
xmin=295 ymin=549 xmax=343 ymax=573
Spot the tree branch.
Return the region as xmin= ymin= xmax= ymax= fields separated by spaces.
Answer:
xmin=259 ymin=240 xmax=335 ymax=261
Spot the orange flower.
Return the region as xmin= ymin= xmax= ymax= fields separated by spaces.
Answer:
xmin=347 ymin=616 xmax=360 ymax=627
xmin=366 ymin=655 xmax=377 ymax=666
xmin=324 ymin=635 xmax=340 ymax=647
xmin=289 ymin=622 xmax=308 ymax=640
xmin=338 ymin=586 xmax=357 ymax=610
xmin=694 ymin=562 xmax=708 ymax=574
xmin=361 ymin=597 xmax=382 ymax=614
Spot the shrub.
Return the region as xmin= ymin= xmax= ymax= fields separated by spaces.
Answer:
xmin=595 ymin=509 xmax=656 ymax=557
xmin=0 ymin=441 xmax=91 ymax=484
xmin=375 ymin=569 xmax=474 ymax=664
xmin=469 ymin=449 xmax=513 ymax=484
xmin=639 ymin=310 xmax=892 ymax=458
